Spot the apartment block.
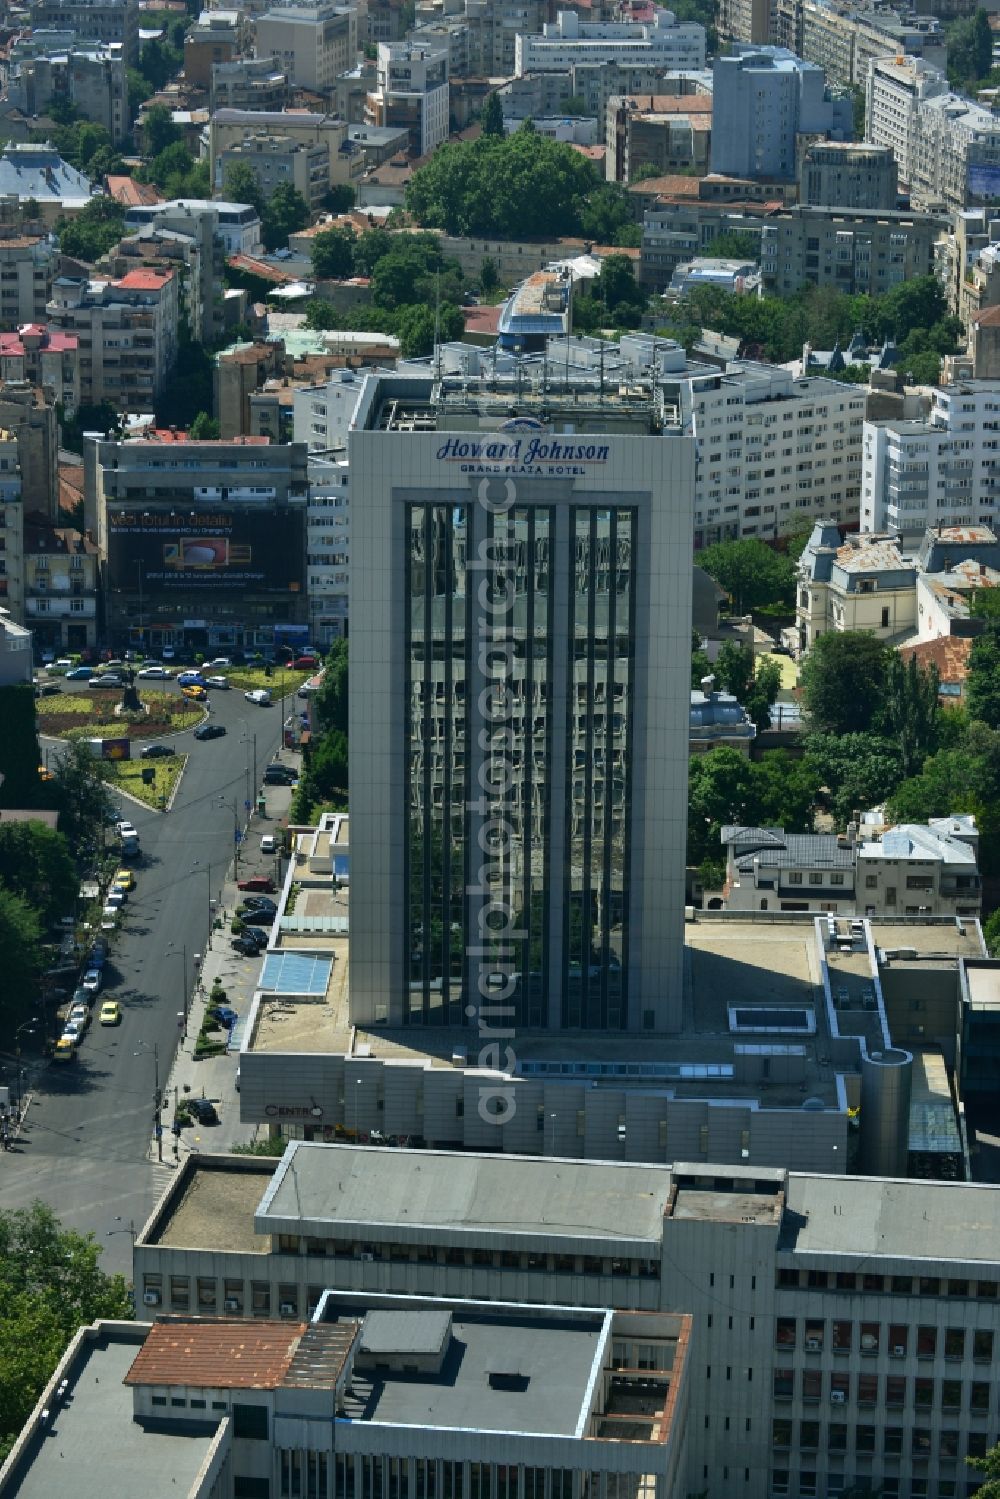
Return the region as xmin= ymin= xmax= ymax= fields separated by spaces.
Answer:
xmin=0 ymin=234 xmax=55 ymax=326
xmin=864 ymin=55 xmax=947 ymax=198
xmin=717 ymin=0 xmax=771 ymax=47
xmin=862 ymin=382 xmax=1000 ymax=534
xmin=29 ymin=0 xmax=139 ymax=65
xmin=218 ymin=133 xmax=330 ymax=210
xmin=124 ymin=197 xmax=263 ymax=258
xmin=84 ymin=430 xmax=308 ymax=653
xmin=798 ymin=141 xmax=897 ymax=209
xmin=640 ymin=197 xmax=774 ymax=288
xmin=182 ymin=8 xmax=245 ymax=88
xmin=366 ymin=42 xmax=448 ymax=158
xmin=99 ymin=221 xmax=208 ymax=344
xmin=678 ymin=357 xmax=865 ymax=545
xmin=605 ymin=93 xmax=713 ymax=183
xmin=711 ymin=47 xmax=851 ymax=182
xmin=305 ymin=453 xmax=349 ymax=643
xmin=210 ymin=55 xmax=290 ymax=113
xmin=0 ymin=607 xmax=32 ymax=681
xmin=0 ymin=380 xmax=58 ymax=518
xmin=208 ymin=110 xmax=364 ymax=194
xmin=46 ymin=267 xmax=178 ymax=410
xmin=255 ymin=0 xmax=358 ymax=95
xmin=6 ymin=37 xmax=128 ymax=143
xmin=759 ymin=206 xmax=946 ymax=298
xmin=911 ymin=88 xmax=1000 ymax=214
xmin=21 ymin=511 xmax=98 ymax=650
xmin=514 ymin=9 xmax=706 ymax=78
xmin=0 ymin=324 xmax=79 ymax=414
xmin=131 ymin=1143 xmax=1000 ymax=1499
xmin=798 ymin=0 xmax=944 ymax=89
xmin=0 ymin=430 xmax=23 ymax=622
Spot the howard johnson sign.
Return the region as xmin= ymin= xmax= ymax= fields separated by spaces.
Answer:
xmin=435 ymin=435 xmax=611 ymax=476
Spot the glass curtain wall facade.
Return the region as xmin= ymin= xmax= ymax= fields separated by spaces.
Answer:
xmin=404 ymin=499 xmax=635 ymax=1030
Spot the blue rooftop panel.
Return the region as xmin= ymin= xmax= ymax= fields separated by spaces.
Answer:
xmin=260 ymin=952 xmax=332 ymax=995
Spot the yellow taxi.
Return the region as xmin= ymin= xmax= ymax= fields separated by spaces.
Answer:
xmin=99 ymin=1000 xmax=122 ymax=1026
xmin=53 ymin=1036 xmax=76 ymax=1062
xmin=182 ymin=684 xmax=208 ymax=701
xmin=113 ymin=868 xmax=135 ymax=892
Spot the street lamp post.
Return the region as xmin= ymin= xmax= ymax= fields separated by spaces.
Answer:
xmin=166 ymin=943 xmax=189 ymax=1039
xmin=134 ymin=1040 xmax=161 ymax=1162
xmin=106 ymin=1216 xmax=138 ymax=1246
xmin=219 ymin=795 xmax=240 ymax=873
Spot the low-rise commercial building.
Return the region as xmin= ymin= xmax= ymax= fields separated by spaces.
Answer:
xmin=124 ymin=196 xmax=263 ymax=258
xmin=209 ymin=109 xmax=364 ymax=195
xmin=515 ymin=7 xmax=706 ymax=77
xmin=605 ymin=92 xmax=712 ymax=182
xmin=131 ymin=1143 xmax=1000 ymax=1499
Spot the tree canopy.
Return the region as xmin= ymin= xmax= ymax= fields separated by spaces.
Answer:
xmin=292 ymin=640 xmax=349 ymax=822
xmin=799 ymin=632 xmax=892 ymax=735
xmin=56 ymin=197 xmax=125 ymax=263
xmin=947 ymin=8 xmax=993 ymax=88
xmin=406 ymin=127 xmax=603 ymax=238
xmin=0 ymin=1203 xmax=131 ymax=1459
xmin=697 ymin=539 xmax=796 ymax=615
xmin=0 ymin=822 xmax=76 ymax=925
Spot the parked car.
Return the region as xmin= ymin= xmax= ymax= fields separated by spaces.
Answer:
xmin=205 ymin=675 xmax=230 ymax=690
xmin=210 ymin=1005 xmax=239 ymax=1028
xmin=53 ymin=1036 xmax=76 ymax=1062
xmin=260 ymin=833 xmax=277 ymax=854
xmin=161 ymin=646 xmax=176 ymax=661
xmin=182 ymin=684 xmax=208 ymax=701
xmin=33 ymin=680 xmax=62 ymax=697
xmin=244 ymin=688 xmax=271 ymax=705
xmin=140 ymin=743 xmax=174 ymax=758
xmin=263 ymin=765 xmax=296 ymax=786
xmin=237 ymin=874 xmax=275 ymax=893
xmin=87 ymin=940 xmax=108 ymax=967
xmin=176 ymin=671 xmax=206 ymax=687
xmin=81 ymin=967 xmax=102 ymax=994
xmin=113 ymin=868 xmax=135 ymax=892
xmin=241 ymin=908 xmax=276 ymax=927
xmin=293 ymin=654 xmax=319 ymax=669
xmin=193 ymin=722 xmax=226 ymax=741
xmin=51 ymin=658 xmax=74 ymax=673
xmin=206 ymin=657 xmax=231 ymax=668
xmin=61 ymin=1020 xmax=84 ymax=1047
xmin=232 ymin=933 xmax=265 ymax=956
xmin=137 ymin=664 xmax=171 ymax=679
xmin=237 ymin=924 xmax=269 ymax=948
xmin=187 ymin=1097 xmax=219 ymax=1125
xmin=71 ymin=986 xmax=91 ymax=1008
xmin=105 ymin=888 xmax=125 ymax=908
xmin=116 ymin=820 xmax=137 ymax=839
xmin=68 ymin=1002 xmax=91 ymax=1032
xmin=99 ymin=1000 xmax=122 ymax=1025
xmin=89 ymin=673 xmax=125 ymax=688
xmin=65 ymin=665 xmax=93 ymax=680
xmin=238 ymin=896 xmax=276 ymax=916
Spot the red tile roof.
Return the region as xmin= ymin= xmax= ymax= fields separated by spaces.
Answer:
xmin=125 ymin=1320 xmax=308 ymax=1390
xmin=114 ymin=268 xmax=174 ymax=291
xmin=227 ymin=254 xmax=300 ymax=284
xmin=973 ymin=305 xmax=1000 ymax=328
xmin=107 ymin=175 xmax=164 ymax=208
xmin=899 ymin=635 xmax=972 ymax=691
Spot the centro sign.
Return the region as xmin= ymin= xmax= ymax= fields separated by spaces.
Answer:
xmin=265 ymin=1104 xmax=323 ymax=1119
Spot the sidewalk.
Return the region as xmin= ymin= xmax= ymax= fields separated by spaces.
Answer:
xmin=151 ymin=747 xmax=301 ymax=1167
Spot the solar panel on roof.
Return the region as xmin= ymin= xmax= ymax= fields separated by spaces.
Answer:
xmin=259 ymin=952 xmax=332 ymax=995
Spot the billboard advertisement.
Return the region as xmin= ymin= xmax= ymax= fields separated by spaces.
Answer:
xmin=968 ymin=163 xmax=1000 ymax=201
xmin=108 ymin=509 xmax=305 ymax=594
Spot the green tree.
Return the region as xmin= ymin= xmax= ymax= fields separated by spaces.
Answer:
xmin=313 ymin=639 xmax=348 ymax=735
xmin=353 ymin=226 xmax=393 ymax=275
xmin=969 ymin=1436 xmax=1000 ymax=1499
xmin=311 ymin=225 xmax=356 ymax=280
xmin=156 ymin=335 xmax=213 ymax=427
xmin=0 ymin=686 xmax=44 ymax=810
xmin=750 ymin=749 xmax=819 ymax=829
xmin=56 ymin=197 xmax=125 ymax=262
xmin=947 ymin=8 xmax=994 ymax=87
xmin=800 ymin=632 xmax=892 ymax=735
xmin=480 ymin=90 xmax=504 ymax=137
xmin=262 ymin=183 xmax=311 ymax=251
xmin=47 ymin=740 xmax=115 ymax=860
xmin=395 ymin=301 xmax=464 ymax=356
xmin=877 ymin=651 xmax=940 ymax=776
xmin=746 ymin=656 xmax=782 ymax=731
xmin=0 ymin=822 xmax=76 ymax=924
xmin=223 ymin=160 xmax=265 ymax=214
xmin=0 ymin=1203 xmax=132 ymax=1457
xmin=0 ymin=889 xmax=42 ymax=1030
xmin=691 ymin=629 xmax=711 ymax=690
xmin=188 ymin=410 xmax=220 ymax=440
xmin=594 ymin=252 xmax=646 ymax=317
xmin=479 ymin=256 xmax=498 ymax=293
xmin=687 ymin=746 xmax=757 ymax=865
xmin=704 ymin=230 xmax=760 ymax=260
xmin=698 ymin=539 xmax=796 ymax=614
xmin=577 ymin=183 xmax=634 ymax=245
xmin=143 ymin=101 xmax=180 ymax=157
xmin=983 ymin=908 xmax=1000 ymax=958
xmin=967 ymin=620 xmax=1000 ymax=728
xmin=137 ymin=35 xmax=182 ymax=91
xmin=323 ymin=182 xmax=356 ymax=214
xmin=714 ymin=641 xmax=755 ymax=701
xmin=804 ymin=732 xmax=905 ymax=827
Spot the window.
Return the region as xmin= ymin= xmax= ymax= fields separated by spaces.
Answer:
xmin=884 ymin=1427 xmax=904 ymax=1455
xmin=974 ymin=1330 xmax=994 ymax=1361
xmin=915 ymin=1378 xmax=933 ymax=1410
xmin=800 ymin=1421 xmax=820 ymax=1450
xmin=233 ymin=1403 xmax=269 ymax=1440
xmin=942 ymin=1380 xmax=962 ymax=1411
xmin=856 ymin=1424 xmax=876 ymax=1453
xmin=945 ymin=1328 xmax=965 ymax=1360
xmin=835 ymin=1273 xmax=856 ymax=1292
xmin=772 ymin=1419 xmax=792 ymax=1449
xmin=861 ymin=1323 xmax=880 ymax=1354
xmin=916 ymin=1326 xmax=937 ymax=1358
xmin=889 ymin=1326 xmax=908 ymax=1355
xmin=829 ymin=1423 xmax=848 ymax=1453
xmin=776 ymin=1318 xmax=796 ymax=1348
xmin=971 ymin=1382 xmax=990 ymax=1412
xmin=803 ymin=1370 xmax=822 ymax=1403
xmin=886 ymin=1376 xmax=906 ymax=1408
xmin=858 ymin=1374 xmax=878 ymax=1407
xmin=832 ymin=1321 xmax=852 ymax=1352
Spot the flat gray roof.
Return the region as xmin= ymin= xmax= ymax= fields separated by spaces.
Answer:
xmin=257 ymin=1143 xmax=673 ymax=1248
xmin=362 ymin=1312 xmax=604 ymax=1436
xmin=783 ymin=1174 xmax=1000 ymax=1263
xmin=5 ymin=1331 xmax=214 ymax=1499
xmin=360 ymin=1309 xmax=451 ymax=1356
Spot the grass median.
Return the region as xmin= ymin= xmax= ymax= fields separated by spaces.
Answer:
xmin=224 ymin=667 xmax=310 ymax=696
xmin=36 ymin=689 xmax=203 ymax=740
xmin=105 ymin=753 xmax=187 ymax=810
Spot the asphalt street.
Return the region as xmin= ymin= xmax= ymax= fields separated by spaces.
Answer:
xmin=0 ymin=680 xmax=288 ymax=1274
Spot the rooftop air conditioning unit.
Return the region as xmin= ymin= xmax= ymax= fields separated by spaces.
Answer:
xmin=279 ymin=1302 xmax=295 ymax=1316
xmin=142 ymin=1290 xmax=161 ymax=1305
xmin=893 ymin=1345 xmax=906 ymax=1356
xmin=224 ymin=1298 xmax=240 ymax=1311
xmin=831 ymin=1390 xmax=846 ymax=1404
xmin=361 ymin=1252 xmax=374 ymax=1262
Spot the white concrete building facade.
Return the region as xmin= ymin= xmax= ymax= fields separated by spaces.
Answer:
xmin=515 ymin=8 xmax=706 ymax=77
